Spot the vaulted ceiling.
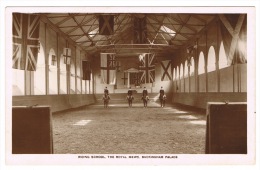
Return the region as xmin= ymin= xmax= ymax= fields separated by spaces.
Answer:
xmin=41 ymin=13 xmax=217 ymax=57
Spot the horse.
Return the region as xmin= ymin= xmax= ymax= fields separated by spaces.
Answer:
xmin=103 ymin=94 xmax=110 ymax=108
xmin=141 ymin=95 xmax=149 ymax=108
xmin=159 ymin=94 xmax=167 ymax=107
xmin=126 ymin=95 xmax=134 ymax=107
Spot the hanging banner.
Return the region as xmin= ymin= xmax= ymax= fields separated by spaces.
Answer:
xmin=12 ymin=13 xmax=40 ymax=71
xmin=161 ymin=60 xmax=172 ymax=81
xmin=63 ymin=48 xmax=71 ymax=65
xmin=100 ymin=53 xmax=116 ymax=84
xmin=82 ymin=60 xmax=91 ymax=80
xmin=139 ymin=53 xmax=155 ymax=83
xmin=99 ymin=15 xmax=114 ymax=35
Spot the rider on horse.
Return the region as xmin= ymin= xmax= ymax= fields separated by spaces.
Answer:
xmin=126 ymin=87 xmax=134 ymax=107
xmin=103 ymin=87 xmax=110 ymax=108
xmin=104 ymin=87 xmax=109 ymax=95
xmin=159 ymin=86 xmax=166 ymax=107
xmin=142 ymin=87 xmax=149 ymax=108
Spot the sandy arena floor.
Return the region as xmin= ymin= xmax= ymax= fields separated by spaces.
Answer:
xmin=52 ymin=101 xmax=206 ymax=154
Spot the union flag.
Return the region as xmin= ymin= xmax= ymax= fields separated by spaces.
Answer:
xmin=100 ymin=53 xmax=116 ymax=84
xmin=12 ymin=13 xmax=40 ymax=71
xmin=139 ymin=53 xmax=155 ymax=83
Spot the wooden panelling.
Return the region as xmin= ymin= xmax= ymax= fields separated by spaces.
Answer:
xmin=172 ymin=92 xmax=247 ymax=109
xmin=13 ymin=94 xmax=95 ymax=113
xmin=205 ymin=102 xmax=247 ymax=154
xmin=12 ymin=106 xmax=53 ymax=154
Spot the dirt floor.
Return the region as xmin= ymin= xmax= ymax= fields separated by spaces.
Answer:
xmin=52 ymin=101 xmax=206 ymax=154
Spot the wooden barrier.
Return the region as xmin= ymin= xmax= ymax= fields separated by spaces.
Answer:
xmin=205 ymin=102 xmax=247 ymax=154
xmin=13 ymin=94 xmax=95 ymax=113
xmin=12 ymin=106 xmax=53 ymax=154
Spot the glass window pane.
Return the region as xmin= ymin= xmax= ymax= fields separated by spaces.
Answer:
xmin=219 ymin=41 xmax=229 ymax=69
xmin=190 ymin=57 xmax=195 ymax=76
xmin=208 ymin=46 xmax=216 ymax=72
xmin=48 ymin=49 xmax=58 ymax=94
xmin=184 ymin=60 xmax=188 ymax=78
xmin=12 ymin=69 xmax=25 ymax=96
xmin=198 ymin=52 xmax=205 ymax=75
xmin=180 ymin=64 xmax=183 ymax=79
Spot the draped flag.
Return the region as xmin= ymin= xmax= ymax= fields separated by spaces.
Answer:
xmin=63 ymin=48 xmax=71 ymax=65
xmin=161 ymin=60 xmax=172 ymax=81
xmin=82 ymin=60 xmax=91 ymax=80
xmin=12 ymin=13 xmax=40 ymax=71
xmin=139 ymin=53 xmax=155 ymax=83
xmin=133 ymin=16 xmax=147 ymax=44
xmin=99 ymin=15 xmax=114 ymax=35
xmin=219 ymin=14 xmax=247 ymax=65
xmin=100 ymin=53 xmax=116 ymax=84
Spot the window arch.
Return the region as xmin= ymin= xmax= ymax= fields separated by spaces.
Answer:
xmin=219 ymin=41 xmax=229 ymax=69
xmin=184 ymin=60 xmax=189 ymax=78
xmin=180 ymin=63 xmax=183 ymax=79
xmin=198 ymin=51 xmax=205 ymax=75
xmin=48 ymin=48 xmax=58 ymax=94
xmin=207 ymin=46 xmax=216 ymax=72
xmin=190 ymin=57 xmax=195 ymax=76
xmin=176 ymin=66 xmax=179 ymax=80
xmin=173 ymin=68 xmax=176 ymax=81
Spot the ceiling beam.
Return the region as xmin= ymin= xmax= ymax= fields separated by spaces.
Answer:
xmin=40 ymin=14 xmax=87 ymax=53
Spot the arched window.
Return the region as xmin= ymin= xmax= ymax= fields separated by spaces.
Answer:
xmin=180 ymin=63 xmax=183 ymax=79
xmin=176 ymin=66 xmax=179 ymax=80
xmin=184 ymin=60 xmax=189 ymax=78
xmin=198 ymin=51 xmax=205 ymax=75
xmin=207 ymin=46 xmax=216 ymax=72
xmin=173 ymin=68 xmax=176 ymax=81
xmin=48 ymin=48 xmax=58 ymax=94
xmin=190 ymin=57 xmax=195 ymax=76
xmin=34 ymin=42 xmax=46 ymax=94
xmin=219 ymin=41 xmax=229 ymax=69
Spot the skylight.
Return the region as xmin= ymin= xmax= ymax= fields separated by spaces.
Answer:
xmin=88 ymin=27 xmax=99 ymax=37
xmin=160 ymin=25 xmax=176 ymax=37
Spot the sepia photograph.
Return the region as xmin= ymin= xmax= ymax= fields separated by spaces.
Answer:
xmin=2 ymin=3 xmax=258 ymax=169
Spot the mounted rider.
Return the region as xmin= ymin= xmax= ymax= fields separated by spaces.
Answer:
xmin=104 ymin=87 xmax=109 ymax=96
xmin=159 ymin=86 xmax=166 ymax=107
xmin=142 ymin=87 xmax=149 ymax=108
xmin=103 ymin=87 xmax=110 ymax=108
xmin=126 ymin=87 xmax=134 ymax=107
